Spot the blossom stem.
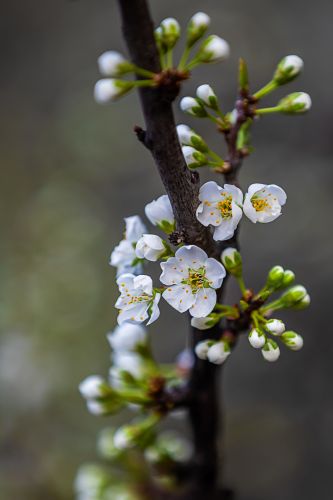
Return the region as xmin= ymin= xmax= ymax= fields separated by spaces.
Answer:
xmin=260 ymin=299 xmax=283 ymax=313
xmin=253 ymin=80 xmax=278 ymax=99
xmin=178 ymin=45 xmax=192 ymax=70
xmin=236 ymin=275 xmax=247 ymax=295
xmin=132 ymin=79 xmax=155 ymax=87
xmin=166 ymin=48 xmax=173 ymax=68
xmin=132 ymin=65 xmax=156 ymax=78
xmin=255 ymin=106 xmax=282 ymax=115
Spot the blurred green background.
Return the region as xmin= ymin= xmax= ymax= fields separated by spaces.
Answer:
xmin=0 ymin=0 xmax=332 ymax=499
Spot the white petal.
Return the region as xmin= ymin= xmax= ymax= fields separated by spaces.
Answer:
xmin=196 ymin=203 xmax=221 ymax=227
xmin=110 ymin=240 xmax=135 ymax=267
xmin=231 ymin=202 xmax=243 ymax=227
xmin=175 ymin=245 xmax=208 ymax=269
xmin=190 ymin=288 xmax=216 ymax=317
xmin=125 ymin=216 xmax=146 ymax=242
xmin=198 ymin=181 xmax=222 ymax=202
xmin=267 ymin=184 xmax=287 ymax=205
xmin=147 ymin=293 xmax=161 ymax=325
xmin=243 ymin=194 xmax=259 ymax=223
xmin=142 ymin=234 xmax=165 ymax=250
xmin=162 ymin=284 xmax=196 ymax=313
xmin=213 ymin=218 xmax=236 ymax=241
xmin=246 ymin=183 xmax=266 ymax=198
xmin=205 ymin=258 xmax=226 ymax=288
xmin=107 ymin=323 xmax=147 ymax=352
xmin=117 ymin=303 xmax=149 ymax=325
xmin=145 ymin=195 xmax=174 ymax=225
xmin=160 ymin=257 xmax=186 ymax=285
xmin=133 ymin=275 xmax=153 ymax=295
xmin=116 ymin=273 xmax=135 ymax=290
xmin=224 ymin=184 xmax=243 ymax=205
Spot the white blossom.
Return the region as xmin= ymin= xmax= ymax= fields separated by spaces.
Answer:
xmin=97 ymin=51 xmax=130 ymax=77
xmin=261 ymin=340 xmax=280 ymax=362
xmin=160 ymin=17 xmax=181 ymax=48
xmin=94 ymin=79 xmax=133 ymax=103
xmin=196 ymin=181 xmax=243 ymax=241
xmin=110 ymin=216 xmax=146 ymax=276
xmin=115 ymin=274 xmax=160 ymax=325
xmin=79 ymin=375 xmax=106 ymax=399
xmin=107 ymin=323 xmax=147 ymax=353
xmin=248 ymin=329 xmax=266 ymax=349
xmin=196 ymin=84 xmax=218 ymax=108
xmin=265 ymin=319 xmax=285 ymax=336
xmin=197 ymin=35 xmax=230 ymax=63
xmin=207 ymin=341 xmax=230 ymax=364
xmin=135 ymin=234 xmax=166 ymax=261
xmin=194 ymin=340 xmax=213 ymax=359
xmin=145 ymin=194 xmax=175 ymax=232
xmin=160 ymin=245 xmax=226 ymax=317
xmin=243 ymin=183 xmax=287 ymax=223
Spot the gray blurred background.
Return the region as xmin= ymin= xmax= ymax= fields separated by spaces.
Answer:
xmin=0 ymin=0 xmax=332 ymax=499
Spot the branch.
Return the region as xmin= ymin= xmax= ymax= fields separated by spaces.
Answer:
xmin=117 ymin=0 xmax=216 ymax=255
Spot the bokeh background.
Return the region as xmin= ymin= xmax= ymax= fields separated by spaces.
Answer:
xmin=1 ymin=0 xmax=332 ymax=498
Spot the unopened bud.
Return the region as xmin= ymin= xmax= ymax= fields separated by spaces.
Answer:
xmin=261 ymin=339 xmax=280 ymax=362
xmin=278 ymin=92 xmax=312 ymax=114
xmin=248 ymin=328 xmax=266 ymax=349
xmin=97 ymin=428 xmax=122 ymax=460
xmin=94 ymin=79 xmax=134 ymax=103
xmin=197 ymin=35 xmax=230 ymax=63
xmin=79 ymin=375 xmax=109 ymax=400
xmin=180 ymin=96 xmax=208 ymax=117
xmin=273 ymin=55 xmax=304 ymax=85
xmin=191 ymin=315 xmax=219 ymax=330
xmin=281 ymin=331 xmax=304 ymax=351
xmin=160 ymin=17 xmax=181 ymax=50
xmin=74 ymin=464 xmax=109 ymax=496
xmin=221 ymin=248 xmax=242 ymax=277
xmin=207 ymin=341 xmax=231 ymax=365
xmin=292 ymin=293 xmax=310 ymax=310
xmin=194 ymin=339 xmax=214 ymax=359
xmin=267 ymin=265 xmax=284 ymax=288
xmin=186 ymin=12 xmax=211 ymax=48
xmin=281 ymin=269 xmax=295 ymax=288
xmin=176 ymin=124 xmax=208 ymax=152
xmin=196 ymin=84 xmax=219 ymax=110
xmin=280 ymin=285 xmax=307 ymax=308
xmin=182 ymin=146 xmax=207 ymax=168
xmin=98 ymin=51 xmax=133 ymax=77
xmin=265 ymin=319 xmax=285 ymax=336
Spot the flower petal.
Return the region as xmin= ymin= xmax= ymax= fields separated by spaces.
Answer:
xmin=205 ymin=258 xmax=226 ymax=288
xmin=267 ymin=184 xmax=287 ymax=205
xmin=243 ymin=194 xmax=258 ymax=223
xmin=246 ymin=183 xmax=266 ymax=198
xmin=162 ymin=284 xmax=196 ymax=313
xmin=198 ymin=181 xmax=222 ymax=202
xmin=160 ymin=257 xmax=186 ymax=285
xmin=190 ymin=288 xmax=217 ymax=317
xmin=117 ymin=303 xmax=149 ymax=325
xmin=133 ymin=275 xmax=153 ymax=295
xmin=125 ymin=216 xmax=146 ymax=242
xmin=175 ymin=245 xmax=208 ymax=269
xmin=196 ymin=203 xmax=221 ymax=227
xmin=147 ymin=293 xmax=161 ymax=325
xmin=117 ymin=273 xmax=135 ymax=290
xmin=212 ymin=218 xmax=236 ymax=241
xmin=224 ymin=184 xmax=243 ymax=205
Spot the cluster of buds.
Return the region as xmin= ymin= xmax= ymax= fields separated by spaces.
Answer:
xmin=195 ymin=339 xmax=231 ymax=365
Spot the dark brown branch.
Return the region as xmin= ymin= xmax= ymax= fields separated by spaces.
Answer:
xmin=117 ymin=0 xmax=216 ymax=255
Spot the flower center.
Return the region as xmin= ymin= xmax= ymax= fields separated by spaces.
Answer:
xmin=251 ymin=196 xmax=270 ymax=212
xmin=217 ymin=195 xmax=232 ymax=218
xmin=127 ymin=294 xmax=150 ymax=305
xmin=183 ymin=267 xmax=210 ymax=291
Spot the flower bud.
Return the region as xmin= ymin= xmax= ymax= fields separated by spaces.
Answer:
xmin=186 ymin=12 xmax=211 ymax=48
xmin=221 ymin=248 xmax=242 ymax=277
xmin=267 ymin=265 xmax=284 ymax=288
xmin=180 ymin=96 xmax=208 ymax=117
xmin=182 ymin=146 xmax=207 ymax=168
xmin=74 ymin=463 xmax=109 ymax=496
xmin=281 ymin=331 xmax=304 ymax=351
xmin=97 ymin=51 xmax=133 ymax=77
xmin=265 ymin=319 xmax=285 ymax=336
xmin=145 ymin=431 xmax=193 ymax=464
xmin=196 ymin=35 xmax=230 ymax=63
xmin=160 ymin=17 xmax=181 ymax=50
xmin=248 ymin=328 xmax=266 ymax=348
xmin=113 ymin=415 xmax=157 ymax=450
xmin=196 ymin=84 xmax=219 ymax=110
xmin=273 ymin=55 xmax=304 ymax=85
xmin=281 ymin=269 xmax=295 ymax=288
xmin=292 ymin=293 xmax=310 ymax=310
xmin=278 ymin=92 xmax=312 ymax=114
xmin=145 ymin=194 xmax=175 ymax=233
xmin=86 ymin=399 xmax=110 ymax=416
xmin=135 ymin=234 xmax=166 ymax=262
xmin=191 ymin=315 xmax=219 ymax=330
xmin=194 ymin=339 xmax=214 ymax=359
xmin=79 ymin=375 xmax=109 ymax=399
xmin=97 ymin=428 xmax=122 ymax=460
xmin=280 ymin=285 xmax=307 ymax=308
xmin=207 ymin=341 xmax=231 ymax=365
xmin=107 ymin=323 xmax=147 ymax=353
xmin=94 ymin=79 xmax=134 ymax=103
xmin=176 ymin=124 xmax=209 ymax=152
xmin=261 ymin=339 xmax=280 ymax=362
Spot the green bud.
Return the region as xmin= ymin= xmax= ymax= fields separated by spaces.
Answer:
xmin=221 ymin=247 xmax=242 ymax=277
xmin=160 ymin=18 xmax=181 ymax=50
xmin=273 ymin=55 xmax=304 ymax=85
xmin=281 ymin=331 xmax=304 ymax=351
xmin=280 ymin=285 xmax=307 ymax=308
xmin=292 ymin=293 xmax=310 ymax=310
xmin=97 ymin=428 xmax=122 ymax=460
xmin=281 ymin=269 xmax=295 ymax=288
xmin=278 ymin=92 xmax=312 ymax=114
xmin=186 ymin=12 xmax=211 ymax=48
xmin=267 ymin=265 xmax=284 ymax=288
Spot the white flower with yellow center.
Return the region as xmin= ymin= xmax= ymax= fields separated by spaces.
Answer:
xmin=110 ymin=216 xmax=146 ymax=276
xmin=115 ymin=274 xmax=160 ymax=325
xmin=196 ymin=181 xmax=243 ymax=241
xmin=243 ymin=183 xmax=287 ymax=223
xmin=160 ymin=245 xmax=226 ymax=317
